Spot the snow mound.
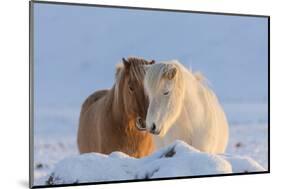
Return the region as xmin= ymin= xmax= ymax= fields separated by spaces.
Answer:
xmin=44 ymin=141 xmax=265 ymax=185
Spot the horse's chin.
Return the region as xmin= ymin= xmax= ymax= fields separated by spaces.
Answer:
xmin=158 ymin=128 xmax=166 ymax=137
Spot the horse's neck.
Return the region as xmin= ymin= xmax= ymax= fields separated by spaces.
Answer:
xmin=109 ymin=84 xmax=133 ymax=127
xmin=180 ymin=68 xmax=208 ymax=130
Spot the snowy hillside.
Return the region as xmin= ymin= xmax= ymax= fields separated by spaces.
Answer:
xmin=39 ymin=141 xmax=264 ymax=185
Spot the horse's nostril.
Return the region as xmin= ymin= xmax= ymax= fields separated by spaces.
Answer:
xmin=151 ymin=123 xmax=156 ymax=132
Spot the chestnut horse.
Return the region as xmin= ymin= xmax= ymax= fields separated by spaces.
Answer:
xmin=77 ymin=57 xmax=155 ymax=158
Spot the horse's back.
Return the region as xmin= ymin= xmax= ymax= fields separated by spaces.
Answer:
xmin=78 ymin=89 xmax=109 ymax=154
xmin=80 ymin=89 xmax=108 ymax=115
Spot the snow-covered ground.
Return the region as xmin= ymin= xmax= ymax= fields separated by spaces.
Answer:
xmin=224 ymin=103 xmax=268 ymax=168
xmin=41 ymin=141 xmax=265 ymax=185
xmin=33 ymin=102 xmax=268 ymax=186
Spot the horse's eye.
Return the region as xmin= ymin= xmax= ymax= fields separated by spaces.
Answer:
xmin=129 ymin=86 xmax=134 ymax=92
xmin=163 ymin=91 xmax=169 ymax=96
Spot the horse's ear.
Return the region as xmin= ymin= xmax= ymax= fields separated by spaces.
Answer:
xmin=122 ymin=58 xmax=130 ymax=70
xmin=163 ymin=66 xmax=177 ymax=80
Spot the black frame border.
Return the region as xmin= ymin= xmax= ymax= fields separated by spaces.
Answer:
xmin=29 ymin=1 xmax=270 ymax=188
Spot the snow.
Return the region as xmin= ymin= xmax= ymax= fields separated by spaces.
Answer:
xmin=226 ymin=123 xmax=268 ymax=170
xmin=39 ymin=141 xmax=264 ymax=185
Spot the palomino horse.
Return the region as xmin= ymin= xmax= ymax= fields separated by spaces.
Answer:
xmin=142 ymin=60 xmax=229 ymax=154
xmin=77 ymin=57 xmax=155 ymax=158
